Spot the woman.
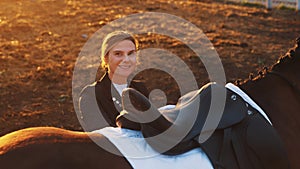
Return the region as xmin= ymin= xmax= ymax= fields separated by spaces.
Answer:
xmin=79 ymin=31 xmax=149 ymax=131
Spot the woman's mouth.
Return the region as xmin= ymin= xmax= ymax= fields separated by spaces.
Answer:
xmin=118 ymin=65 xmax=131 ymax=69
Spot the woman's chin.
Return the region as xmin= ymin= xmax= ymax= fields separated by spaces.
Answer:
xmin=113 ymin=71 xmax=132 ymax=79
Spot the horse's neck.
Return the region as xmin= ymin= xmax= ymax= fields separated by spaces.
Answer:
xmin=238 ymin=69 xmax=300 ymax=128
xmin=239 ymin=76 xmax=285 ymax=112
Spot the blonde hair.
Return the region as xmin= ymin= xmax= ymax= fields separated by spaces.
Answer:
xmin=101 ymin=31 xmax=138 ymax=70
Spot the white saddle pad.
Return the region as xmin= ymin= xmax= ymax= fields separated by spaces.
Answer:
xmin=93 ymin=127 xmax=214 ymax=169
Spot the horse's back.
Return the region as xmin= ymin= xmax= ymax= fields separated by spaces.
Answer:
xmin=0 ymin=127 xmax=132 ymax=169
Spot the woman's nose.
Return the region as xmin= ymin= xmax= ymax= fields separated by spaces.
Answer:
xmin=123 ymin=54 xmax=130 ymax=61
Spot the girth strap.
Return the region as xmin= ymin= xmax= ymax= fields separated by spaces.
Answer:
xmin=231 ymin=127 xmax=252 ymax=169
xmin=218 ymin=128 xmax=232 ymax=169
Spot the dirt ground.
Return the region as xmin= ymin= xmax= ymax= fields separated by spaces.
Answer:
xmin=0 ymin=0 xmax=299 ymax=136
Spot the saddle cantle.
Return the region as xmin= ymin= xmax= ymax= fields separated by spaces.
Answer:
xmin=117 ymin=83 xmax=290 ymax=169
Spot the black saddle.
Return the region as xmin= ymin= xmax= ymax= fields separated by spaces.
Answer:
xmin=117 ymin=83 xmax=290 ymax=169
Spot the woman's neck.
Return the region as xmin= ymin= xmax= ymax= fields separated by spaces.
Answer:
xmin=108 ymin=72 xmax=127 ymax=84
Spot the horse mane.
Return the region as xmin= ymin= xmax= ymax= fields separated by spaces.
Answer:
xmin=236 ymin=37 xmax=300 ymax=86
xmin=272 ymin=37 xmax=300 ymax=69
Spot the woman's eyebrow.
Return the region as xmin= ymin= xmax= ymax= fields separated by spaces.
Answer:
xmin=111 ymin=50 xmax=124 ymax=53
xmin=128 ymin=49 xmax=136 ymax=53
xmin=128 ymin=50 xmax=137 ymax=54
xmin=112 ymin=49 xmax=136 ymax=53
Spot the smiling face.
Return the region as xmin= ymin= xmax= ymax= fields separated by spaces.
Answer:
xmin=105 ymin=40 xmax=137 ymax=84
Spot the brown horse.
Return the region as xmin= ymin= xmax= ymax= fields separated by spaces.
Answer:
xmin=0 ymin=38 xmax=299 ymax=169
xmin=238 ymin=37 xmax=300 ymax=169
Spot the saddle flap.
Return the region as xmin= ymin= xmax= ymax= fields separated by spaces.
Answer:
xmin=246 ymin=113 xmax=290 ymax=169
xmin=217 ymin=88 xmax=248 ymax=129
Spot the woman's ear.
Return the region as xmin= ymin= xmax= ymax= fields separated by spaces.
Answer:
xmin=104 ymin=55 xmax=109 ymax=64
xmin=101 ymin=54 xmax=109 ymax=71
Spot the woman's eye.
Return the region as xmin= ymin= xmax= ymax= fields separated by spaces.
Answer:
xmin=114 ymin=52 xmax=122 ymax=57
xmin=128 ymin=51 xmax=136 ymax=56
